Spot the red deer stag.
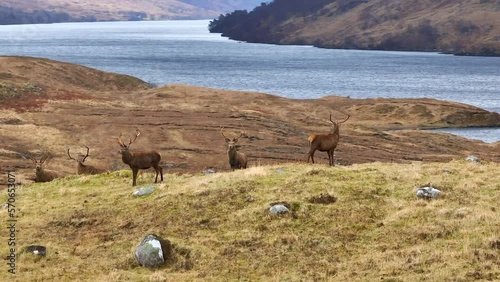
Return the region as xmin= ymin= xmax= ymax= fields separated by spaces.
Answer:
xmin=307 ymin=113 xmax=350 ymax=166
xmin=221 ymin=126 xmax=248 ymax=170
xmin=67 ymin=146 xmax=107 ymax=175
xmin=118 ymin=129 xmax=163 ymax=186
xmin=25 ymin=154 xmax=59 ymax=182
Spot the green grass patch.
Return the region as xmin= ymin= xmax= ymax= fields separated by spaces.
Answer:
xmin=1 ymin=161 xmax=499 ymax=281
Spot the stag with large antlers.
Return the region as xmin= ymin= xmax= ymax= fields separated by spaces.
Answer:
xmin=307 ymin=113 xmax=350 ymax=166
xmin=221 ymin=126 xmax=248 ymax=170
xmin=25 ymin=154 xmax=59 ymax=182
xmin=118 ymin=129 xmax=163 ymax=186
xmin=67 ymin=146 xmax=107 ymax=175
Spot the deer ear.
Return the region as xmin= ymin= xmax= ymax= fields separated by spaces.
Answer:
xmin=233 ymin=138 xmax=239 ymax=143
xmin=225 ymin=138 xmax=230 ymax=143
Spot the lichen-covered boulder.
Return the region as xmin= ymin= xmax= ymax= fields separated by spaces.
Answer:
xmin=135 ymin=234 xmax=172 ymax=268
xmin=465 ymin=155 xmax=480 ymax=164
xmin=132 ymin=186 xmax=155 ymax=197
xmin=269 ymin=204 xmax=289 ymax=215
xmin=416 ymin=186 xmax=441 ymax=199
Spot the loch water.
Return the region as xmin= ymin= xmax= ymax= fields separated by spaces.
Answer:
xmin=0 ymin=20 xmax=498 ymax=142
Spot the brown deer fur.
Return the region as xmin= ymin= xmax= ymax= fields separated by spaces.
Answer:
xmin=221 ymin=127 xmax=248 ymax=170
xmin=67 ymin=146 xmax=107 ymax=175
xmin=307 ymin=114 xmax=350 ymax=166
xmin=27 ymin=154 xmax=59 ymax=182
xmin=118 ymin=130 xmax=163 ymax=186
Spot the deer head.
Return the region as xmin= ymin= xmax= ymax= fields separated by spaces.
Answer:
xmin=118 ymin=129 xmax=140 ymax=155
xmin=67 ymin=146 xmax=90 ymax=165
xmin=220 ymin=126 xmax=243 ymax=153
xmin=26 ymin=154 xmax=50 ymax=173
xmin=329 ymin=113 xmax=350 ymax=135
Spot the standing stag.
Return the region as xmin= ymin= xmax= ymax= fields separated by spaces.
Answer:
xmin=221 ymin=126 xmax=248 ymax=170
xmin=25 ymin=154 xmax=59 ymax=182
xmin=307 ymin=113 xmax=350 ymax=166
xmin=118 ymin=129 xmax=163 ymax=186
xmin=67 ymin=146 xmax=107 ymax=175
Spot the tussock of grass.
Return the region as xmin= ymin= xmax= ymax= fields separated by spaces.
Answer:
xmin=1 ymin=161 xmax=499 ymax=281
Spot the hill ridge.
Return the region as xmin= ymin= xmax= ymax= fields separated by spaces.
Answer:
xmin=209 ymin=0 xmax=500 ymax=56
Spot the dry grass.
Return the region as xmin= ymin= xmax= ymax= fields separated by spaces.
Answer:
xmin=1 ymin=160 xmax=499 ymax=281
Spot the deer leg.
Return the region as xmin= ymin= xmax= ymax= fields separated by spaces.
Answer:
xmin=308 ymin=150 xmax=316 ymax=164
xmin=132 ymin=168 xmax=138 ymax=186
xmin=153 ymin=165 xmax=159 ymax=183
xmin=329 ymin=150 xmax=335 ymax=166
xmin=159 ymin=166 xmax=163 ymax=182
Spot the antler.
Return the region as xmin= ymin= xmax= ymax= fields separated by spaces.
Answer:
xmin=236 ymin=123 xmax=246 ymax=140
xmin=128 ymin=129 xmax=140 ymax=146
xmin=329 ymin=113 xmax=350 ymax=124
xmin=220 ymin=125 xmax=244 ymax=140
xmin=220 ymin=126 xmax=229 ymax=140
xmin=67 ymin=149 xmax=77 ymax=161
xmin=82 ymin=146 xmax=90 ymax=163
xmin=23 ymin=153 xmax=38 ymax=163
xmin=338 ymin=114 xmax=350 ymax=124
xmin=118 ymin=133 xmax=125 ymax=146
xmin=40 ymin=154 xmax=50 ymax=165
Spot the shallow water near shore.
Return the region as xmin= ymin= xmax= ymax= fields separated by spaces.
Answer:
xmin=429 ymin=127 xmax=499 ymax=143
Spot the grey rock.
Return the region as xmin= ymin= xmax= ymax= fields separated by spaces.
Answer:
xmin=24 ymin=245 xmax=46 ymax=256
xmin=245 ymin=196 xmax=256 ymax=202
xmin=416 ymin=186 xmax=441 ymax=199
xmin=132 ymin=186 xmax=155 ymax=197
xmin=465 ymin=155 xmax=480 ymax=163
xmin=274 ymin=167 xmax=285 ymax=174
xmin=135 ymin=234 xmax=172 ymax=268
xmin=269 ymin=204 xmax=289 ymax=215
xmin=203 ymin=168 xmax=216 ymax=175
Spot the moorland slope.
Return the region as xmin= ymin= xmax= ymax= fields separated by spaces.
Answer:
xmin=210 ymin=0 xmax=500 ymax=56
xmin=0 ymin=56 xmax=499 ymax=183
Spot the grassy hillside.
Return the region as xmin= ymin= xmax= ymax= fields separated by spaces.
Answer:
xmin=1 ymin=161 xmax=499 ymax=281
xmin=0 ymin=0 xmax=263 ymax=23
xmin=210 ymin=0 xmax=500 ymax=56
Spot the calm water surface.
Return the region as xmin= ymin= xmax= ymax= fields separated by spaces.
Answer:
xmin=0 ymin=20 xmax=498 ymax=142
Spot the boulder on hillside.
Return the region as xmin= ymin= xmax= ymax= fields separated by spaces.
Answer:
xmin=24 ymin=245 xmax=47 ymax=257
xmin=416 ymin=185 xmax=441 ymax=199
xmin=135 ymin=234 xmax=172 ymax=268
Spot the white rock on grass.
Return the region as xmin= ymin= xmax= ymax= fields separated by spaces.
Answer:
xmin=269 ymin=204 xmax=289 ymax=215
xmin=465 ymin=155 xmax=480 ymax=163
xmin=132 ymin=186 xmax=155 ymax=197
xmin=135 ymin=234 xmax=172 ymax=268
xmin=416 ymin=186 xmax=441 ymax=199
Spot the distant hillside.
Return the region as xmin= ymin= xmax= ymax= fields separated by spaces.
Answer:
xmin=1 ymin=56 xmax=499 ymax=182
xmin=0 ymin=0 xmax=262 ymax=24
xmin=209 ymin=0 xmax=500 ymax=56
